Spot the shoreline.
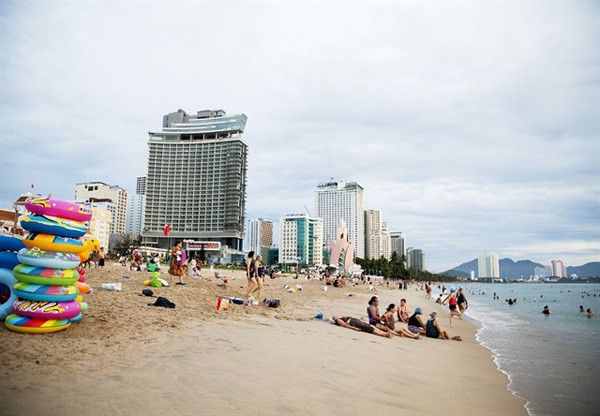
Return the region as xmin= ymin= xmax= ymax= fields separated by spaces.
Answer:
xmin=0 ymin=262 xmax=527 ymax=415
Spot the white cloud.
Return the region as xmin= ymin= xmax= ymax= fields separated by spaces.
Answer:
xmin=1 ymin=2 xmax=597 ymax=271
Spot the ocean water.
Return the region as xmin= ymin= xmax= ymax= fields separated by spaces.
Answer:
xmin=451 ymin=283 xmax=600 ymax=416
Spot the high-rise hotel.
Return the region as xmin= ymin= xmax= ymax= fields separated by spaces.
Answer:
xmin=315 ymin=179 xmax=364 ymax=258
xmin=142 ymin=109 xmax=248 ymax=250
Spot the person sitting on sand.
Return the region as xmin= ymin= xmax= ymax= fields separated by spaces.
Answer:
xmin=407 ymin=307 xmax=426 ymax=335
xmin=329 ymin=316 xmax=391 ymax=338
xmin=367 ymin=296 xmax=389 ymax=333
xmin=396 ymin=298 xmax=410 ymax=323
xmin=382 ymin=304 xmax=419 ymax=339
xmin=425 ymin=311 xmax=461 ymax=341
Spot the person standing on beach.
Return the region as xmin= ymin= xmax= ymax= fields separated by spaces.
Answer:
xmin=251 ymin=255 xmax=263 ymax=302
xmin=169 ymin=241 xmax=185 ymax=285
xmin=442 ymin=287 xmax=462 ymax=327
xmin=97 ymin=247 xmax=105 ymax=270
xmin=246 ymin=251 xmax=257 ymax=300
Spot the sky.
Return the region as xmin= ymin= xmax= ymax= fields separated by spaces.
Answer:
xmin=0 ymin=1 xmax=598 ymax=272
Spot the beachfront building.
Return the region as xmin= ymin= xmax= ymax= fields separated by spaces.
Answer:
xmin=478 ymin=253 xmax=500 ymax=278
xmin=551 ymin=260 xmax=565 ymax=278
xmin=381 ymin=221 xmax=391 ymax=260
xmin=406 ymin=247 xmax=425 ymax=271
xmin=279 ymin=214 xmax=323 ymax=266
xmin=390 ymin=232 xmax=405 ymax=258
xmin=247 ymin=218 xmax=273 ymax=259
xmin=126 ymin=175 xmax=146 ymax=236
xmin=85 ymin=205 xmax=112 ymax=250
xmin=75 ymin=182 xmax=128 ymax=235
xmin=364 ymin=209 xmax=382 ymax=260
xmin=142 ymin=109 xmax=248 ymax=253
xmin=314 ymin=178 xmax=364 ymax=259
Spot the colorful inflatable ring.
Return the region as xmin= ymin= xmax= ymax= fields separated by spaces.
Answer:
xmin=0 ymin=268 xmax=18 ymax=320
xmin=12 ymin=281 xmax=79 ymax=302
xmin=13 ymin=264 xmax=79 ymax=286
xmin=0 ymin=252 xmax=20 ymax=270
xmin=21 ymin=215 xmax=87 ymax=238
xmin=5 ymin=313 xmax=71 ymax=333
xmin=25 ymin=198 xmax=92 ymax=222
xmin=0 ymin=234 xmax=25 ymax=252
xmin=70 ymin=312 xmax=83 ymax=323
xmin=12 ymin=298 xmax=81 ymax=320
xmin=17 ymin=248 xmax=81 ymax=269
xmin=23 ymin=233 xmax=85 ymax=254
xmin=74 ymin=281 xmax=91 ymax=294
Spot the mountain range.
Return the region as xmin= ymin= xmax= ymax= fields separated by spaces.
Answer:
xmin=441 ymin=258 xmax=600 ymax=279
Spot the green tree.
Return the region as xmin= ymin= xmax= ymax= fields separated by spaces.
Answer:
xmin=113 ymin=234 xmax=140 ymax=258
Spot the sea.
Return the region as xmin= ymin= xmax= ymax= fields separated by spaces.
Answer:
xmin=444 ymin=283 xmax=600 ymax=416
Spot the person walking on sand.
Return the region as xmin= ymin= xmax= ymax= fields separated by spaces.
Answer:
xmin=246 ymin=251 xmax=257 ymax=301
xmin=457 ymin=287 xmax=468 ymax=316
xmin=169 ymin=241 xmax=185 ymax=285
xmin=442 ymin=286 xmax=462 ymax=327
xmin=329 ymin=316 xmax=391 ymax=338
xmin=97 ymin=247 xmax=105 ymax=270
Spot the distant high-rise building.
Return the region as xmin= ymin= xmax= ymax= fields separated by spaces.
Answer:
xmin=381 ymin=221 xmax=391 ymax=260
xmin=75 ymin=182 xmax=128 ymax=235
xmin=126 ymin=175 xmax=147 ymax=236
xmin=478 ymin=253 xmax=500 ymax=278
xmin=390 ymin=232 xmax=405 ymax=258
xmin=142 ymin=109 xmax=248 ymax=250
xmin=314 ymin=178 xmax=364 ymax=258
xmin=85 ymin=205 xmax=112 ymax=250
xmin=406 ymin=247 xmax=425 ymax=271
xmin=364 ymin=209 xmax=382 ymax=260
xmin=551 ymin=260 xmax=564 ymax=277
xmin=247 ymin=218 xmax=273 ymax=258
xmin=279 ymin=213 xmax=323 ymax=266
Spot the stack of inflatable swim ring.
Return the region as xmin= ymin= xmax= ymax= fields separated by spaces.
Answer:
xmin=0 ymin=234 xmax=25 ymax=321
xmin=4 ymin=198 xmax=93 ymax=334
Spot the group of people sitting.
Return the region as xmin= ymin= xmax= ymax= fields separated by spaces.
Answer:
xmin=330 ymin=295 xmax=461 ymax=341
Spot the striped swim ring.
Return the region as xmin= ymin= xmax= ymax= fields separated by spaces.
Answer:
xmin=12 ymin=298 xmax=81 ymax=320
xmin=4 ymin=313 xmax=71 ymax=333
xmin=17 ymin=248 xmax=81 ymax=270
xmin=12 ymin=281 xmax=79 ymax=302
xmin=13 ymin=264 xmax=79 ymax=286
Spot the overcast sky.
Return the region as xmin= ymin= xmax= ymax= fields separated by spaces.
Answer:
xmin=0 ymin=2 xmax=598 ymax=272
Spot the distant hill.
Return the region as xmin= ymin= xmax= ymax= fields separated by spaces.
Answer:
xmin=440 ymin=258 xmax=600 ymax=279
xmin=567 ymin=262 xmax=600 ymax=278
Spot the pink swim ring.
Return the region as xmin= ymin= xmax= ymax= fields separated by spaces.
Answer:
xmin=25 ymin=198 xmax=92 ymax=222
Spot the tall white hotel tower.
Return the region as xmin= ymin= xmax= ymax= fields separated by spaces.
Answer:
xmin=314 ymin=178 xmax=364 ymax=259
xmin=478 ymin=253 xmax=500 ymax=278
xmin=142 ymin=109 xmax=248 ymax=250
xmin=247 ymin=218 xmax=273 ymax=257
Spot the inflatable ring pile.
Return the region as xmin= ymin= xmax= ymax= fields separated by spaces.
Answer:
xmin=0 ymin=234 xmax=25 ymax=321
xmin=5 ymin=197 xmax=94 ymax=334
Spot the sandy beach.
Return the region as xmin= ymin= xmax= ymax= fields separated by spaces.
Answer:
xmin=0 ymin=262 xmax=527 ymax=415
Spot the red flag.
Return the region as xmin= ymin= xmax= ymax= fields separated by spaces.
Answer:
xmin=163 ymin=224 xmax=171 ymax=236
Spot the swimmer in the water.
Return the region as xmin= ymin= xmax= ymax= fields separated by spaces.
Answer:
xmin=542 ymin=305 xmax=551 ymax=315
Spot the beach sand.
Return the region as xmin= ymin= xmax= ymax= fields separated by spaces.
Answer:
xmin=0 ymin=262 xmax=526 ymax=415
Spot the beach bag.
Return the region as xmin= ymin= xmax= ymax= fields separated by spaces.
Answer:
xmin=149 ymin=296 xmax=175 ymax=308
